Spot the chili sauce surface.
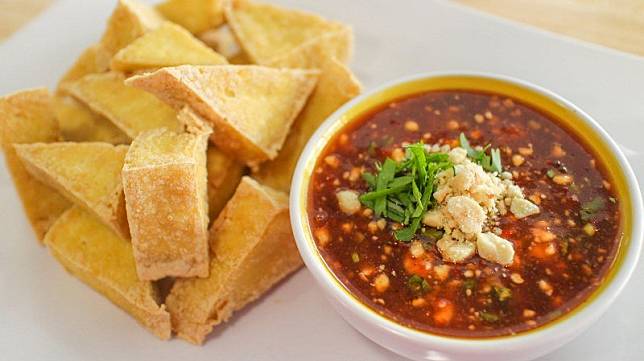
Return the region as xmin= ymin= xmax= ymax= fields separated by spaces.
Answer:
xmin=307 ymin=90 xmax=621 ymax=337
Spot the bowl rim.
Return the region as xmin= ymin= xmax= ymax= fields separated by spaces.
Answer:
xmin=289 ymin=71 xmax=643 ymax=351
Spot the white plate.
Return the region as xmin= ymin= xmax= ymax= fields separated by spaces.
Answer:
xmin=0 ymin=1 xmax=642 ymax=360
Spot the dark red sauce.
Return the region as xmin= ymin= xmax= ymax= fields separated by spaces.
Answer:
xmin=307 ymin=90 xmax=621 ymax=337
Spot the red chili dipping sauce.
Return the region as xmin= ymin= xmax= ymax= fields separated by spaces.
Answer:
xmin=307 ymin=90 xmax=621 ymax=337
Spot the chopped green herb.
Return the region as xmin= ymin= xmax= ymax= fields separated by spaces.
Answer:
xmin=493 ymin=286 xmax=512 ymax=302
xmin=459 ymin=133 xmax=503 ymax=173
xmin=407 ymin=274 xmax=430 ymax=295
xmin=394 ymin=218 xmax=421 ymax=242
xmin=463 ymin=279 xmax=476 ymax=290
xmin=351 ymin=252 xmax=360 ymax=263
xmin=422 ymin=228 xmax=444 ymax=242
xmin=491 ymin=148 xmax=502 ymax=173
xmin=479 ymin=311 xmax=499 ymax=322
xmin=359 ymin=142 xmax=453 ymax=242
xmin=546 ymin=169 xmax=555 ymax=178
xmin=362 ymin=172 xmax=376 ymax=188
xmin=373 ymin=158 xmax=397 ymax=217
xmin=580 ymin=196 xmax=605 ymax=222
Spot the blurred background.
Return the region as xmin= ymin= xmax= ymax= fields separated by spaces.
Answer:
xmin=1 ymin=0 xmax=643 ymax=57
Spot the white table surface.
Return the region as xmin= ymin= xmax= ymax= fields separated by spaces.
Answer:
xmin=0 ymin=0 xmax=642 ymax=360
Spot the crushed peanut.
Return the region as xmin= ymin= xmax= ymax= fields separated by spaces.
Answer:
xmin=552 ymin=174 xmax=573 ymax=185
xmin=474 ymin=114 xmax=484 ymax=123
xmin=324 ymin=154 xmax=339 ymax=167
xmin=404 ymin=120 xmax=420 ymax=132
xmin=510 ymin=273 xmax=525 ymax=284
xmin=374 ymin=273 xmax=390 ymax=293
xmin=538 ymin=279 xmax=553 ymax=296
xmin=410 ymin=241 xmax=425 ymax=258
xmin=512 ymin=154 xmax=525 ymax=167
xmin=418 ymin=146 xmax=539 ymax=266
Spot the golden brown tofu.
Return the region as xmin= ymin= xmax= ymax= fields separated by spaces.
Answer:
xmin=0 ymin=88 xmax=71 ymax=240
xmin=176 ymin=107 xmax=246 ymax=221
xmin=224 ymin=0 xmax=350 ymax=65
xmin=198 ymin=25 xmax=244 ymax=61
xmin=266 ymin=28 xmax=353 ymax=69
xmin=53 ymin=95 xmax=130 ymax=144
xmin=206 ymin=146 xmax=245 ymax=220
xmin=166 ymin=176 xmax=302 ymax=344
xmin=126 ymin=65 xmax=318 ymax=168
xmin=111 ymin=22 xmax=228 ymax=72
xmin=58 ymin=45 xmax=108 ymax=88
xmin=14 ymin=142 xmax=130 ymax=239
xmin=62 ymin=72 xmax=181 ymax=138
xmin=157 ymin=0 xmax=225 ymax=35
xmin=98 ymin=0 xmax=163 ymax=63
xmin=254 ymin=57 xmax=362 ymax=191
xmin=123 ymin=128 xmax=210 ymax=280
xmin=44 ymin=206 xmax=171 ymax=340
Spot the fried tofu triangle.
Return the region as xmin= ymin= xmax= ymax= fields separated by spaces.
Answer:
xmin=0 ymin=89 xmax=70 ymax=240
xmin=98 ymin=0 xmax=163 ymax=63
xmin=62 ymin=72 xmax=181 ymax=138
xmin=111 ymin=22 xmax=228 ymax=72
xmin=206 ymin=146 xmax=245 ymax=220
xmin=44 ymin=206 xmax=171 ymax=340
xmin=58 ymin=45 xmax=108 ymax=88
xmin=177 ymin=107 xmax=245 ymax=221
xmin=166 ymin=177 xmax=302 ymax=344
xmin=14 ymin=142 xmax=130 ymax=239
xmin=255 ymin=58 xmax=362 ymax=191
xmin=123 ymin=128 xmax=210 ymax=280
xmin=157 ymin=0 xmax=225 ymax=35
xmin=198 ymin=25 xmax=244 ymax=61
xmin=266 ymin=28 xmax=353 ymax=69
xmin=126 ymin=65 xmax=318 ymax=168
xmin=224 ymin=0 xmax=351 ymax=65
xmin=53 ymin=95 xmax=130 ymax=144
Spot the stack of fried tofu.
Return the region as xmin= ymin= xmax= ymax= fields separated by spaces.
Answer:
xmin=0 ymin=0 xmax=361 ymax=345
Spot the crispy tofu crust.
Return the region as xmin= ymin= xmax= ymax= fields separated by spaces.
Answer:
xmin=126 ymin=65 xmax=318 ymax=168
xmin=14 ymin=142 xmax=130 ymax=239
xmin=176 ymin=106 xmax=213 ymax=135
xmin=166 ymin=177 xmax=302 ymax=344
xmin=206 ymin=146 xmax=245 ymax=220
xmin=198 ymin=25 xmax=243 ymax=60
xmin=224 ymin=0 xmax=348 ymax=65
xmin=62 ymin=72 xmax=181 ymax=138
xmin=177 ymin=107 xmax=246 ymax=221
xmin=58 ymin=45 xmax=109 ymax=89
xmin=266 ymin=27 xmax=353 ymax=69
xmin=123 ymin=128 xmax=210 ymax=280
xmin=98 ymin=0 xmax=164 ymax=63
xmin=44 ymin=206 xmax=171 ymax=340
xmin=53 ymin=95 xmax=130 ymax=144
xmin=111 ymin=22 xmax=228 ymax=72
xmin=254 ymin=57 xmax=362 ymax=191
xmin=59 ymin=1 xmax=163 ymax=91
xmin=157 ymin=0 xmax=225 ymax=35
xmin=0 ymin=89 xmax=71 ymax=240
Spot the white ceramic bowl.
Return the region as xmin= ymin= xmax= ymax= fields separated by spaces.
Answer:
xmin=290 ymin=72 xmax=643 ymax=361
